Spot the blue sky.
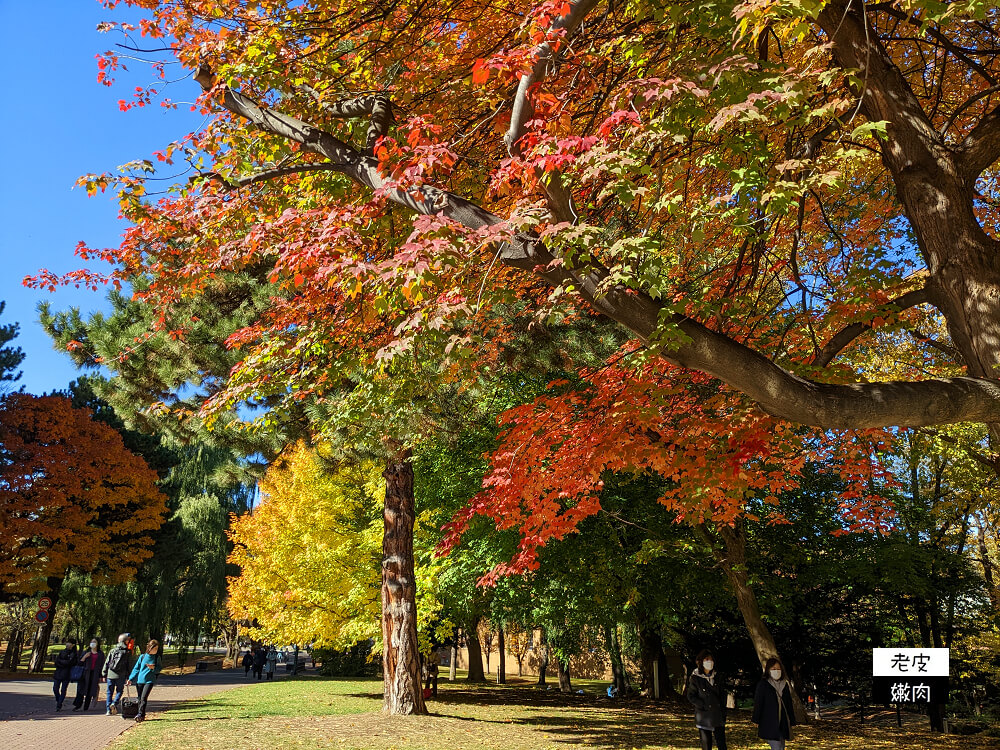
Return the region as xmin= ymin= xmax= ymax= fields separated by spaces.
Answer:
xmin=0 ymin=0 xmax=202 ymax=395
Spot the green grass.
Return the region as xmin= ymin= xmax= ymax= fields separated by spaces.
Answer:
xmin=108 ymin=675 xmax=999 ymax=750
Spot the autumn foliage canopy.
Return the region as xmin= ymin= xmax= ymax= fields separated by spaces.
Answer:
xmin=0 ymin=394 xmax=167 ymax=597
xmin=25 ymin=1 xmax=1000 ymax=570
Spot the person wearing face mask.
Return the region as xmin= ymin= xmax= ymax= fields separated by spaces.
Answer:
xmin=72 ymin=637 xmax=105 ymax=711
xmin=752 ymin=657 xmax=797 ymax=750
xmin=686 ymin=650 xmax=727 ymax=750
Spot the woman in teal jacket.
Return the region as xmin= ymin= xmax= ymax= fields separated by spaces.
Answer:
xmin=126 ymin=639 xmax=162 ymax=721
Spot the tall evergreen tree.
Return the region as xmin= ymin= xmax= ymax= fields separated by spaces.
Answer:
xmin=0 ymin=301 xmax=24 ymax=395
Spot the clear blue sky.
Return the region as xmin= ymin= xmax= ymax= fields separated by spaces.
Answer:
xmin=0 ymin=0 xmax=202 ymax=395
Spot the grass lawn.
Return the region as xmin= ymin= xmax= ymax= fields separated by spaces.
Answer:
xmin=108 ymin=675 xmax=998 ymax=750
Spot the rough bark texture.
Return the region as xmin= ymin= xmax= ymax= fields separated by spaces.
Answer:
xmin=381 ymin=452 xmax=426 ymax=715
xmin=464 ymin=619 xmax=487 ymax=682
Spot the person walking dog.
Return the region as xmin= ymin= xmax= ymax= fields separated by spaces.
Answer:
xmin=126 ymin=639 xmax=163 ymax=722
xmin=686 ymin=649 xmax=727 ymax=750
xmin=752 ymin=657 xmax=797 ymax=750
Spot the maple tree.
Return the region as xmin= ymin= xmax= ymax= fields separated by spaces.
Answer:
xmin=0 ymin=393 xmax=167 ymax=669
xmin=35 ymin=0 xmax=1000 ymax=435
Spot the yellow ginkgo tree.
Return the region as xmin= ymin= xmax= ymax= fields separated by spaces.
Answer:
xmin=227 ymin=441 xmax=442 ymax=652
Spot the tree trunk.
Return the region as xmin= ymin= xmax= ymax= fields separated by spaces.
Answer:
xmin=449 ymin=642 xmax=457 ymax=681
xmin=711 ymin=523 xmax=809 ymax=724
xmin=497 ymin=623 xmax=506 ymax=684
xmin=556 ymin=656 xmax=572 ymax=693
xmin=977 ymin=519 xmax=1000 ymax=612
xmin=638 ymin=626 xmax=671 ymax=699
xmin=28 ymin=578 xmax=62 ymax=673
xmin=3 ymin=627 xmax=25 ymax=672
xmin=605 ymin=623 xmax=628 ymax=694
xmin=381 ymin=451 xmax=426 ymax=715
xmin=224 ymin=620 xmax=240 ymax=666
xmin=465 ymin=619 xmax=486 ymax=682
xmin=537 ymin=628 xmax=549 ymax=686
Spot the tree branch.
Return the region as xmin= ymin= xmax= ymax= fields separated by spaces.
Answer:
xmin=504 ymin=0 xmax=603 ymax=157
xmin=956 ymin=101 xmax=1000 ymax=180
xmin=812 ymin=287 xmax=930 ymax=367
xmin=194 ymin=163 xmax=343 ymax=189
xmin=194 ymin=65 xmax=1000 ymax=430
xmin=299 ymin=86 xmax=393 ymax=155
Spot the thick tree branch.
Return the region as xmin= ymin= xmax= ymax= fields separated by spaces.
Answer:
xmin=299 ymin=86 xmax=393 ymax=155
xmin=956 ymin=102 xmax=1000 ymax=180
xmin=812 ymin=287 xmax=930 ymax=367
xmin=194 ymin=65 xmax=1000 ymax=429
xmin=505 ymin=0 xmax=602 ymax=157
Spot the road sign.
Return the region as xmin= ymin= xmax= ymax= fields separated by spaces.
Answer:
xmin=33 ymin=609 xmax=49 ymax=623
xmin=873 ymin=648 xmax=949 ymax=705
xmin=37 ymin=596 xmax=52 ymax=610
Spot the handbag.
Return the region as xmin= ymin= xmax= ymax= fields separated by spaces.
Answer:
xmin=120 ymin=684 xmax=139 ymax=719
xmin=70 ymin=665 xmax=85 ymax=681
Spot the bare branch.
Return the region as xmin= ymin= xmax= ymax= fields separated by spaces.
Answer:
xmin=812 ymin=287 xmax=930 ymax=367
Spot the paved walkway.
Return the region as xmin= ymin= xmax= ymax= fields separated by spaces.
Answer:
xmin=0 ymin=668 xmax=284 ymax=750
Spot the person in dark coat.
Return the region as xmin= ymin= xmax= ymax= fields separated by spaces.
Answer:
xmin=73 ymin=637 xmax=105 ymax=711
xmin=752 ymin=657 xmax=797 ymax=750
xmin=686 ymin=649 xmax=727 ymax=750
xmin=52 ymin=637 xmax=79 ymax=711
xmin=242 ymin=649 xmax=253 ymax=677
xmin=252 ymin=646 xmax=266 ymax=680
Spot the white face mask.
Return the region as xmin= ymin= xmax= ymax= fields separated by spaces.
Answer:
xmin=769 ymin=669 xmax=782 ymax=680
xmin=702 ymin=660 xmax=714 ymax=672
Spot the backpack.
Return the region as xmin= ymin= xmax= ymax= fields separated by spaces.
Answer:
xmin=106 ymin=646 xmax=127 ymax=676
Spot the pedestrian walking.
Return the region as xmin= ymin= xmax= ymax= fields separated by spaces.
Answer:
xmin=72 ymin=637 xmax=105 ymax=711
xmin=103 ymin=633 xmax=133 ymax=715
xmin=242 ymin=648 xmax=253 ymax=677
xmin=264 ymin=647 xmax=277 ymax=680
xmin=752 ymin=657 xmax=797 ymax=750
xmin=52 ymin=637 xmax=79 ymax=711
xmin=686 ymin=649 xmax=727 ymax=750
xmin=126 ymin=638 xmax=163 ymax=722
xmin=252 ymin=646 xmax=266 ymax=680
